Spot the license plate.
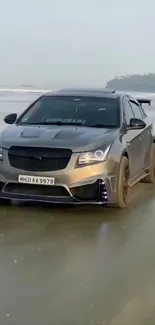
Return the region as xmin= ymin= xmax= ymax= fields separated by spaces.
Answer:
xmin=18 ymin=175 xmax=55 ymax=186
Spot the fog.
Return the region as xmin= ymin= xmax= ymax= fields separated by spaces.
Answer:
xmin=0 ymin=0 xmax=155 ymax=88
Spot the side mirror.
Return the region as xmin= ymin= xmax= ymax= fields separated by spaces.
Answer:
xmin=128 ymin=118 xmax=146 ymax=130
xmin=4 ymin=113 xmax=17 ymax=125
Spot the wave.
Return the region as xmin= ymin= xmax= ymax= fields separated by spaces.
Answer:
xmin=0 ymin=88 xmax=52 ymax=93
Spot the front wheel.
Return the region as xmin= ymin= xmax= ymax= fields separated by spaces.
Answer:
xmin=108 ymin=156 xmax=130 ymax=208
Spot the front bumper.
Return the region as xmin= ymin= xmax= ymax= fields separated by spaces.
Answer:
xmin=0 ymin=149 xmax=119 ymax=204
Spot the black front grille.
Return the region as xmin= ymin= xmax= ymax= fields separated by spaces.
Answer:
xmin=8 ymin=146 xmax=72 ymax=171
xmin=3 ymin=183 xmax=70 ymax=197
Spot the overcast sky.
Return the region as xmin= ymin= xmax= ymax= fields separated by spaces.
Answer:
xmin=0 ymin=0 xmax=155 ymax=88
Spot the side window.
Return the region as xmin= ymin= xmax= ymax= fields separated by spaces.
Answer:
xmin=123 ymin=97 xmax=134 ymax=124
xmin=129 ymin=101 xmax=143 ymax=119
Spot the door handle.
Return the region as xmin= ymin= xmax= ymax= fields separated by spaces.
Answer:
xmin=139 ymin=135 xmax=143 ymax=140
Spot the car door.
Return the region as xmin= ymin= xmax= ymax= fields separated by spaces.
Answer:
xmin=129 ymin=99 xmax=152 ymax=171
xmin=122 ymin=96 xmax=143 ymax=179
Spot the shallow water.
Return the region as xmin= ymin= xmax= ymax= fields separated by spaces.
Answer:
xmin=0 ymin=91 xmax=155 ymax=325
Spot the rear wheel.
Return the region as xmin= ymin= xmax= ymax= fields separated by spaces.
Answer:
xmin=142 ymin=143 xmax=155 ymax=183
xmin=108 ymin=156 xmax=130 ymax=208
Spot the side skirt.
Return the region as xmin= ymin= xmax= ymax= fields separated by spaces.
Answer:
xmin=129 ymin=168 xmax=150 ymax=188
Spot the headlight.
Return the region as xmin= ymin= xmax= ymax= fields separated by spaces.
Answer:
xmin=78 ymin=145 xmax=111 ymax=165
xmin=0 ymin=148 xmax=3 ymax=160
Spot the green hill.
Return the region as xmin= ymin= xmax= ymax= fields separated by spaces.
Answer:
xmin=105 ymin=74 xmax=155 ymax=92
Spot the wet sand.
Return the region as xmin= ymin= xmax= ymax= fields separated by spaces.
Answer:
xmin=0 ymin=183 xmax=155 ymax=325
xmin=1 ymin=91 xmax=155 ymax=324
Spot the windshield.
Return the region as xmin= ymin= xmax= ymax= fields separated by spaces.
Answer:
xmin=18 ymin=96 xmax=120 ymax=128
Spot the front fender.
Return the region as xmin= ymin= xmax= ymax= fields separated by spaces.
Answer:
xmin=109 ymin=135 xmax=127 ymax=164
xmin=107 ymin=135 xmax=128 ymax=182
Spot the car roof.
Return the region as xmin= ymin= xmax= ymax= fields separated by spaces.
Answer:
xmin=44 ymin=88 xmax=120 ymax=98
xmin=43 ymin=89 xmax=150 ymax=106
xmin=57 ymin=88 xmax=116 ymax=94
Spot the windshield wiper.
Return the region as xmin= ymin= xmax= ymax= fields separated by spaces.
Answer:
xmin=20 ymin=121 xmax=85 ymax=126
xmin=89 ymin=124 xmax=116 ymax=128
xmin=89 ymin=124 xmax=105 ymax=128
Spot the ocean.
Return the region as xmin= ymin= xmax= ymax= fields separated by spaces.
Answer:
xmin=0 ymin=90 xmax=42 ymax=130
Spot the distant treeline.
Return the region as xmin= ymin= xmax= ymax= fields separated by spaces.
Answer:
xmin=105 ymin=73 xmax=155 ymax=92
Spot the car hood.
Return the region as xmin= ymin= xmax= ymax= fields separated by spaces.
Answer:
xmin=0 ymin=124 xmax=119 ymax=152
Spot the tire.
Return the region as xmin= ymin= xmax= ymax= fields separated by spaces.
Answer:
xmin=142 ymin=143 xmax=155 ymax=183
xmin=108 ymin=156 xmax=130 ymax=208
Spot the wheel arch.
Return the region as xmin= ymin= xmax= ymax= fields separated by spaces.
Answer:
xmin=120 ymin=150 xmax=130 ymax=176
xmin=115 ymin=149 xmax=129 ymax=184
xmin=121 ymin=149 xmax=129 ymax=160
